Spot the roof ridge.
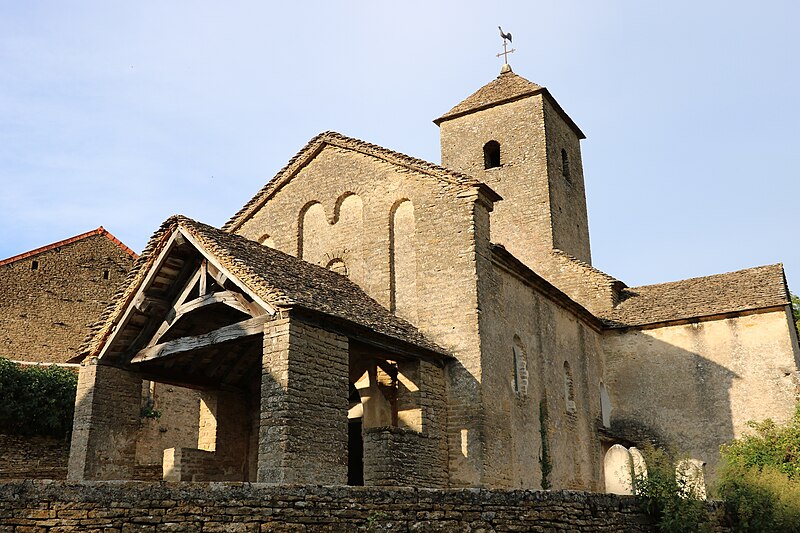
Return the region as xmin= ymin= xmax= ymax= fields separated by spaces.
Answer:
xmin=319 ymin=131 xmax=477 ymax=184
xmin=625 ymin=263 xmax=785 ymax=291
xmin=434 ymin=71 xmax=544 ymax=125
xmin=551 ymin=249 xmax=624 ymax=286
xmin=603 ymin=263 xmax=789 ymax=328
xmin=223 ymin=131 xmax=492 ymax=232
xmin=0 ymin=227 xmax=137 ymax=267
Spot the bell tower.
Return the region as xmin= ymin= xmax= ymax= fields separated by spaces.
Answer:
xmin=434 ymin=65 xmax=592 ymax=267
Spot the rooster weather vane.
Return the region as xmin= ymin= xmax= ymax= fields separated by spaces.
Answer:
xmin=497 ymin=26 xmax=515 ymax=65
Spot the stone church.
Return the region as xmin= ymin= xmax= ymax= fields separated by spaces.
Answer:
xmin=67 ymin=64 xmax=800 ymax=491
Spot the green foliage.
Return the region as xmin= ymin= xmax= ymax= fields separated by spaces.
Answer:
xmin=0 ymin=357 xmax=78 ymax=438
xmin=717 ymin=404 xmax=800 ymax=531
xmin=140 ymin=404 xmax=162 ymax=419
xmin=633 ymin=446 xmax=711 ymax=533
xmin=720 ymin=405 xmax=800 ymax=480
xmin=791 ymin=293 xmax=800 ymax=337
xmin=717 ymin=464 xmax=800 ymax=532
xmin=538 ymin=398 xmax=552 ymax=489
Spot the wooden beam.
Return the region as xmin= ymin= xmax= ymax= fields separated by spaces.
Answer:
xmin=133 ymin=293 xmax=169 ymax=316
xmin=145 ymin=267 xmax=203 ymax=348
xmin=207 ymin=263 xmax=229 ymax=288
xmin=147 ymin=291 xmax=254 ymax=347
xmin=177 ymin=228 xmax=277 ymax=316
xmin=199 ymin=259 xmax=207 ymax=296
xmin=176 ymin=291 xmax=251 ymax=317
xmin=226 ymin=290 xmax=266 ymax=317
xmin=98 ymin=231 xmax=180 ymax=361
xmin=131 ymin=315 xmax=268 ymax=364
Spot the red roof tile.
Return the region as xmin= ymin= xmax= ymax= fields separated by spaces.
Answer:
xmin=0 ymin=227 xmax=137 ymax=267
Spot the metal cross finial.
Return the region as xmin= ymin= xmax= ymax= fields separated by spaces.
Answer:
xmin=496 ymin=26 xmax=515 ymax=65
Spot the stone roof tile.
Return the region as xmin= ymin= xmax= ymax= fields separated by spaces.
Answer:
xmin=433 ymin=69 xmax=585 ymax=139
xmin=80 ymin=216 xmax=447 ymax=359
xmin=434 ymin=70 xmax=544 ymax=124
xmin=602 ymin=264 xmax=790 ymax=328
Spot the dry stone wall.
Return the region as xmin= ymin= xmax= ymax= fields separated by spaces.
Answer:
xmin=0 ymin=480 xmax=735 ymax=532
xmin=0 ymin=436 xmax=69 ymax=481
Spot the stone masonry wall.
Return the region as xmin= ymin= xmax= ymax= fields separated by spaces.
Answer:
xmin=478 ymin=259 xmax=605 ymax=491
xmin=259 ymin=317 xmax=349 ymax=484
xmin=162 ymin=448 xmax=221 ymax=482
xmin=68 ymin=364 xmax=142 ymax=481
xmin=0 ymin=234 xmax=134 ymax=363
xmin=0 ymin=480 xmax=734 ymax=532
xmin=603 ymin=308 xmax=800 ymax=481
xmin=0 ymin=435 xmax=69 ymax=481
xmin=439 ymin=91 xmax=591 ymax=268
xmin=136 ymin=384 xmax=201 ymax=469
xmin=362 ymin=426 xmax=446 ymax=488
xmin=235 ymin=146 xmax=488 ymax=486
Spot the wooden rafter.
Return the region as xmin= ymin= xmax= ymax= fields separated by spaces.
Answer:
xmin=198 ymin=259 xmax=208 ymax=296
xmin=131 ymin=315 xmax=268 ymax=365
xmin=147 ymin=282 xmax=263 ymax=349
xmin=178 ymin=228 xmax=276 ymax=316
xmin=98 ymin=231 xmax=181 ymax=360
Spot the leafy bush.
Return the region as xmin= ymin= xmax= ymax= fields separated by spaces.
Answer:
xmin=717 ymin=404 xmax=800 ymax=531
xmin=0 ymin=357 xmax=78 ymax=438
xmin=717 ymin=464 xmax=800 ymax=532
xmin=633 ymin=446 xmax=711 ymax=533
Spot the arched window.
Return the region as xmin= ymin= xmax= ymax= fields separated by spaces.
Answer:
xmin=326 ymin=258 xmax=348 ymax=276
xmin=389 ymin=199 xmax=417 ymax=323
xmin=512 ymin=336 xmax=529 ymax=396
xmin=484 ymin=140 xmax=501 ymax=169
xmin=258 ymin=234 xmax=275 ymax=248
xmin=563 ymin=361 xmax=576 ymax=413
xmin=561 ymin=149 xmax=572 ymax=183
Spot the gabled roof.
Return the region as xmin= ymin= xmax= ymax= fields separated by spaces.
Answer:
xmin=0 ymin=227 xmax=137 ymax=267
xmin=81 ymin=215 xmax=447 ymax=360
xmin=602 ymin=264 xmax=791 ymax=328
xmin=433 ymin=68 xmax=585 ymax=139
xmin=223 ymin=131 xmax=501 ymax=232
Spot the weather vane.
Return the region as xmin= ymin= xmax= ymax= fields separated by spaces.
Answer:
xmin=497 ymin=26 xmax=515 ymax=65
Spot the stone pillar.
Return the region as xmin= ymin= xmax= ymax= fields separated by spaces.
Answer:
xmin=258 ymin=317 xmax=349 ymax=484
xmin=67 ymin=362 xmax=142 ymax=480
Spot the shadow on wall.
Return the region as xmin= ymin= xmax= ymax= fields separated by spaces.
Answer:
xmin=604 ymin=331 xmax=739 ymax=481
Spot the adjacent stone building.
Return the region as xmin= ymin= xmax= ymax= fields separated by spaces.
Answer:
xmin=67 ymin=64 xmax=800 ymax=490
xmin=0 ymin=227 xmax=136 ymax=364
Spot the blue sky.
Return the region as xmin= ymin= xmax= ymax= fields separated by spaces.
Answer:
xmin=1 ymin=1 xmax=798 ymax=292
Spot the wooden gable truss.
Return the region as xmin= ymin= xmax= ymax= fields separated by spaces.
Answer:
xmin=97 ymin=228 xmax=274 ymax=390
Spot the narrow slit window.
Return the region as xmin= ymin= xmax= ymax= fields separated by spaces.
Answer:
xmin=484 ymin=141 xmax=501 ymax=169
xmin=31 ymin=260 xmax=39 ymax=270
xmin=561 ymin=149 xmax=572 ymax=183
xmin=564 ymin=361 xmax=576 ymax=413
xmin=103 ymin=270 xmax=110 ymax=280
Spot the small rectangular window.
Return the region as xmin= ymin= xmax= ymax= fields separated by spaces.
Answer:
xmin=103 ymin=270 xmax=110 ymax=280
xmin=31 ymin=260 xmax=39 ymax=270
